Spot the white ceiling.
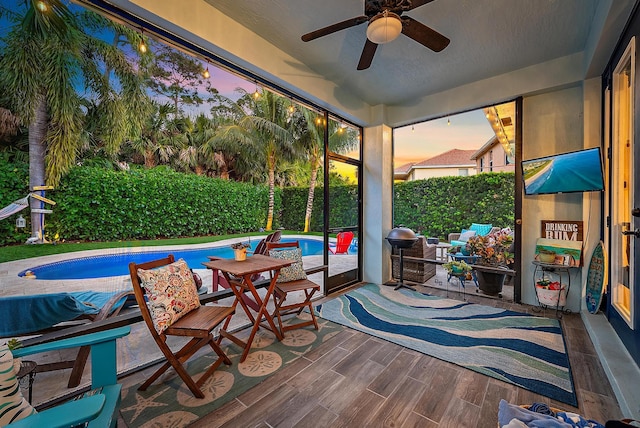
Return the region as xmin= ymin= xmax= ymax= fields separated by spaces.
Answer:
xmin=202 ymin=0 xmax=619 ymax=108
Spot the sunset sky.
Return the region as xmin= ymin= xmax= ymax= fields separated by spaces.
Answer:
xmin=393 ymin=110 xmax=495 ymax=166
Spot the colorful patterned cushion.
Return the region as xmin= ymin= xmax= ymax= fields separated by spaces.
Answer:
xmin=470 ymin=223 xmax=493 ymax=236
xmin=0 ymin=345 xmax=36 ymax=425
xmin=269 ymin=248 xmax=307 ymax=283
xmin=137 ymin=258 xmax=201 ymax=334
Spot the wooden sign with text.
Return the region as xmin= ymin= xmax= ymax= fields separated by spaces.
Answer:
xmin=541 ymin=220 xmax=583 ymax=241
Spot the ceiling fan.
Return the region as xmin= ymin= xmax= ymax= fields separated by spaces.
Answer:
xmin=301 ymin=0 xmax=450 ymax=70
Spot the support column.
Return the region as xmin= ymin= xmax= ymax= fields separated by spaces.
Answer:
xmin=362 ymin=123 xmax=394 ymax=285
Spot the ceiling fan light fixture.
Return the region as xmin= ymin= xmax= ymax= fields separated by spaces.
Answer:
xmin=366 ymin=11 xmax=402 ymax=44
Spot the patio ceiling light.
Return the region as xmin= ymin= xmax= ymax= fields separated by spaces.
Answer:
xmin=366 ymin=10 xmax=402 ymax=45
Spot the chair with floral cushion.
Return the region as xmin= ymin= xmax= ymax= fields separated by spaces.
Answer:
xmin=128 ymin=255 xmax=237 ymax=399
xmin=266 ymin=241 xmax=320 ymax=335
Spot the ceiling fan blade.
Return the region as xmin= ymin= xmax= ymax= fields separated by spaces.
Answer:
xmin=407 ymin=0 xmax=436 ymax=10
xmin=302 ymin=16 xmax=369 ymax=42
xmin=401 ymin=16 xmax=450 ymax=52
xmin=357 ymin=39 xmax=378 ymax=70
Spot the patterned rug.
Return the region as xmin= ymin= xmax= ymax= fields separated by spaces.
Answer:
xmin=316 ymin=283 xmax=577 ymax=406
xmin=119 ymin=315 xmax=344 ymax=427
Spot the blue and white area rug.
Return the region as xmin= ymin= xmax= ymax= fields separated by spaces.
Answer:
xmin=316 ymin=283 xmax=577 ymax=406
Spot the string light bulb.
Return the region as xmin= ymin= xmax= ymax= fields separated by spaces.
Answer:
xmin=447 ymin=116 xmax=451 ymax=126
xmin=203 ymin=62 xmax=210 ymax=79
xmin=288 ymin=101 xmax=295 ymax=114
xmin=411 ymin=125 xmax=415 ymax=132
xmin=253 ymin=82 xmax=260 ymax=99
xmin=36 ymin=1 xmax=48 ymax=12
xmin=138 ymin=29 xmax=147 ymax=53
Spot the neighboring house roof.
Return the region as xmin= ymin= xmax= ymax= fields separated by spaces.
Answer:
xmin=393 ymin=162 xmax=415 ymax=179
xmin=413 ymin=149 xmax=476 ymax=168
xmin=471 ymin=136 xmax=500 ymax=160
xmin=393 ymin=149 xmax=477 ymax=180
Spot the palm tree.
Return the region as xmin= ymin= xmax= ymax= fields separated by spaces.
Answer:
xmin=0 ymin=0 xmax=146 ymax=241
xmin=297 ymin=109 xmax=358 ymax=232
xmin=213 ymin=88 xmax=295 ymax=230
xmin=203 ymin=92 xmax=261 ymax=181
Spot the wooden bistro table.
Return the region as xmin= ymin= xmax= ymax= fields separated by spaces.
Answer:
xmin=203 ymin=254 xmax=293 ymax=362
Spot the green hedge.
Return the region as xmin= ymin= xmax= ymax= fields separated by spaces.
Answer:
xmin=0 ymin=159 xmax=513 ymax=244
xmin=393 ymin=173 xmax=515 ymax=239
xmin=46 ymin=166 xmax=278 ymax=241
xmin=0 ymin=155 xmax=30 ymax=245
xmin=280 ymin=185 xmax=358 ymax=231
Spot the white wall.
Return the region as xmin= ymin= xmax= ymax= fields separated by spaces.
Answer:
xmin=411 ymin=166 xmax=476 ymax=180
xmin=521 ymin=85 xmax=585 ymax=312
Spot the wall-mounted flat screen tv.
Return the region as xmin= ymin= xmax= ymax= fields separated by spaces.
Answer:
xmin=522 ymin=147 xmax=605 ymax=195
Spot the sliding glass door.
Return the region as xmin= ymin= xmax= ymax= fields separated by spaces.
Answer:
xmin=325 ymin=117 xmax=362 ymax=293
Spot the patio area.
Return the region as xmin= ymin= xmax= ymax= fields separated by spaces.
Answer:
xmin=0 ymin=244 xmax=630 ymax=426
xmin=3 ymin=271 xmax=624 ymax=426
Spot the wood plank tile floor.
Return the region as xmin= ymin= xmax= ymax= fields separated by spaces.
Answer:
xmin=119 ymin=282 xmax=624 ymax=427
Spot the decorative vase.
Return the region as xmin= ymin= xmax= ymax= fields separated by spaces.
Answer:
xmin=234 ymin=248 xmax=247 ymax=261
xmin=476 ymin=268 xmax=506 ymax=295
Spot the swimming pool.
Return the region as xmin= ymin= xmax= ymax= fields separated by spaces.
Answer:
xmin=18 ymin=237 xmax=331 ymax=280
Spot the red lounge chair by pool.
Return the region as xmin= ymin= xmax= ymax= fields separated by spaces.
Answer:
xmin=329 ymin=231 xmax=354 ymax=255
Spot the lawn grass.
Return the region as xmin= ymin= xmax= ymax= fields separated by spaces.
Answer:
xmin=0 ymin=230 xmax=319 ymax=263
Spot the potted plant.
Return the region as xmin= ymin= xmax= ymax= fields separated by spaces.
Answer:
xmin=442 ymin=260 xmax=472 ymax=275
xmin=231 ymin=242 xmax=250 ymax=261
xmin=465 ymin=230 xmax=514 ymax=295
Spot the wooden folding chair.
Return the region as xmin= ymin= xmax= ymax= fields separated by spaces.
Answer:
xmin=266 ymin=241 xmax=320 ymax=335
xmin=129 ymin=255 xmax=237 ymax=399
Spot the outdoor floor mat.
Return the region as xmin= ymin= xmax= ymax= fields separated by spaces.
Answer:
xmin=315 ymin=283 xmax=577 ymax=406
xmin=119 ymin=314 xmax=344 ymax=427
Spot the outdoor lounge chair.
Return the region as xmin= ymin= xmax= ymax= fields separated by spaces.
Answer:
xmin=448 ymin=223 xmax=499 ymax=248
xmin=0 ymin=290 xmax=133 ymax=388
xmin=2 ymin=326 xmax=130 ymax=428
xmin=391 ymin=236 xmax=436 ymax=283
xmin=328 ymin=231 xmax=354 ymax=254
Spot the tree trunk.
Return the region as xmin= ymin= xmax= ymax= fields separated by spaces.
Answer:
xmin=304 ymin=156 xmax=320 ymax=233
xmin=265 ymin=152 xmax=276 ymax=231
xmin=144 ymin=150 xmax=155 ymax=168
xmin=28 ymin=97 xmax=48 ymax=243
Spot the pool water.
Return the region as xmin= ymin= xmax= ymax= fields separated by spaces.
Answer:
xmin=19 ymin=237 xmax=330 ymax=280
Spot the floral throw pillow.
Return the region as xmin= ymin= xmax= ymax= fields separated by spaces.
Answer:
xmin=137 ymin=258 xmax=201 ymax=334
xmin=269 ymin=248 xmax=307 ymax=283
xmin=0 ymin=345 xmax=36 ymax=425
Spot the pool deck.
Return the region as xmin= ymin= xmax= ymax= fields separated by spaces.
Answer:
xmin=0 ymin=235 xmax=362 ymax=405
xmin=0 ymin=235 xmax=343 ymax=296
